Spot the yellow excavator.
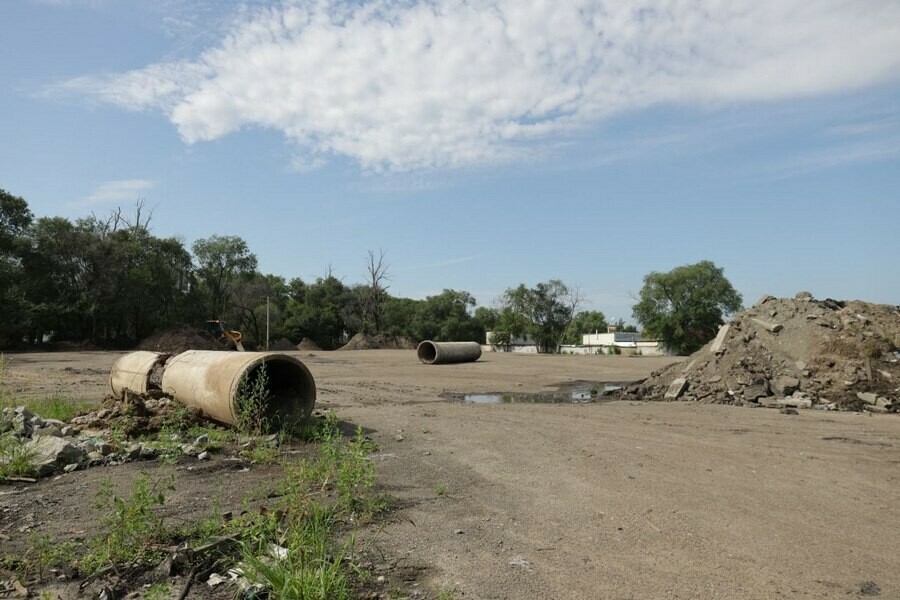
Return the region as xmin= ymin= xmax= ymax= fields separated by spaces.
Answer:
xmin=206 ymin=320 xmax=245 ymax=351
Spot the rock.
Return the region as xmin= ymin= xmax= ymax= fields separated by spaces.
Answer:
xmin=60 ymin=426 xmax=76 ymax=437
xmin=14 ymin=406 xmax=35 ymax=419
xmin=63 ymin=463 xmax=78 ymax=473
xmin=707 ymin=375 xmax=722 ymax=383
xmin=32 ymin=426 xmax=62 ymax=438
xmin=181 ymin=444 xmax=198 ymax=456
xmin=742 ymin=380 xmax=771 ymax=401
xmin=197 ymin=451 xmax=210 ymax=461
xmin=780 ymin=408 xmax=798 ymax=415
xmin=125 ymin=444 xmax=144 ymax=460
xmin=24 ymin=436 xmax=86 ymax=476
xmin=755 ymin=295 xmax=776 ymax=307
xmin=773 ymin=376 xmax=800 ymax=396
xmin=139 ymin=445 xmax=158 ymax=459
xmin=710 ymin=324 xmax=731 ymax=354
xmin=856 ymin=392 xmax=878 ymax=405
xmin=96 ymin=441 xmax=113 ymax=456
xmin=194 ymin=434 xmax=209 ymax=446
xmin=750 ymin=318 xmax=783 ymax=333
xmin=664 ymin=378 xmax=688 ymax=400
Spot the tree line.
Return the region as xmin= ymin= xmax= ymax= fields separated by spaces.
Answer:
xmin=1 ymin=188 xmax=742 ymax=354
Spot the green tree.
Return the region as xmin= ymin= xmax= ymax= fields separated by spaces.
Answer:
xmin=412 ymin=289 xmax=480 ymax=342
xmin=632 ymin=260 xmax=742 ymax=355
xmin=496 ymin=280 xmax=582 ymax=352
xmin=229 ymin=273 xmax=289 ymax=345
xmin=565 ymin=310 xmax=608 ymax=344
xmin=192 ymin=235 xmax=257 ymax=319
xmin=0 ymin=189 xmax=34 ymax=346
xmin=283 ymin=275 xmax=353 ymax=349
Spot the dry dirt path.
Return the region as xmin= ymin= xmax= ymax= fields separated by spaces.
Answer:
xmin=3 ymin=350 xmax=900 ymax=598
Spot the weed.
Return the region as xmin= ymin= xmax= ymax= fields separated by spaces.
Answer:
xmin=435 ymin=485 xmax=447 ymax=496
xmin=437 ymin=587 xmax=458 ymax=600
xmin=0 ymin=434 xmax=36 ymax=480
xmin=27 ymin=392 xmax=95 ymax=422
xmin=80 ymin=471 xmax=174 ymax=574
xmin=236 ymin=362 xmax=272 ymax=435
xmin=24 ymin=533 xmax=78 ymax=579
xmin=238 ymin=501 xmax=352 ymax=600
xmin=144 ymin=582 xmax=171 ymax=600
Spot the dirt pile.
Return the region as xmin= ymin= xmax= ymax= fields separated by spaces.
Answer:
xmin=338 ymin=332 xmax=417 ymax=351
xmin=624 ymin=293 xmax=900 ymax=411
xmin=297 ymin=338 xmax=322 ymax=351
xmin=71 ymin=390 xmax=207 ymax=437
xmin=269 ymin=337 xmax=297 ymax=351
xmin=138 ymin=325 xmax=222 ymax=354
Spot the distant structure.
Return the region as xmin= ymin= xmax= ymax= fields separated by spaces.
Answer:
xmin=484 ymin=326 xmax=668 ymax=355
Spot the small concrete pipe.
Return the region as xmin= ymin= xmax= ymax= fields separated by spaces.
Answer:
xmin=417 ymin=341 xmax=482 ymax=365
xmin=160 ymin=350 xmax=316 ymax=427
xmin=110 ymin=351 xmax=167 ymax=396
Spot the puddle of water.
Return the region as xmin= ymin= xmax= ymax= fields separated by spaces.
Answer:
xmin=463 ymin=383 xmax=623 ymax=405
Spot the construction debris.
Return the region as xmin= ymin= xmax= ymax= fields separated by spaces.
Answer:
xmin=624 ymin=293 xmax=900 ymax=411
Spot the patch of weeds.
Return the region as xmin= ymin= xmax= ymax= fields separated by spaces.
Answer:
xmin=24 ymin=533 xmax=79 ymax=579
xmin=238 ymin=501 xmax=353 ymax=600
xmin=434 ymin=485 xmax=447 ymax=496
xmin=0 ymin=433 xmax=36 ymax=480
xmin=236 ymin=362 xmax=272 ymax=435
xmin=26 ymin=391 xmax=96 ymax=422
xmin=437 ymin=587 xmax=458 ymax=600
xmin=242 ymin=441 xmax=282 ymax=465
xmin=144 ymin=582 xmax=171 ymax=600
xmin=80 ymin=470 xmax=174 ymax=575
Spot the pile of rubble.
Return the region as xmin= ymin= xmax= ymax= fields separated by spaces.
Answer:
xmin=624 ymin=293 xmax=900 ymax=411
xmin=0 ymin=393 xmax=215 ymax=479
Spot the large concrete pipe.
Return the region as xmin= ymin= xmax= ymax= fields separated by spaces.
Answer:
xmin=160 ymin=350 xmax=316 ymax=427
xmin=417 ymin=341 xmax=482 ymax=365
xmin=110 ymin=351 xmax=167 ymax=396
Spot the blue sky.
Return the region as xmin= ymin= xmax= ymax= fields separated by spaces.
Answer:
xmin=2 ymin=0 xmax=899 ymax=322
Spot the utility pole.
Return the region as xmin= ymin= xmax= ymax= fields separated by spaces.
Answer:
xmin=266 ymin=296 xmax=270 ymax=351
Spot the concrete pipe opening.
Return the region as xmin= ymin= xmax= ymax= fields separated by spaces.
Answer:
xmin=161 ymin=351 xmax=316 ymax=429
xmin=417 ymin=341 xmax=482 ymax=365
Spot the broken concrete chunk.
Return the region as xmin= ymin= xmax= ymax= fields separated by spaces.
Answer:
xmin=24 ymin=436 xmax=86 ymax=476
xmin=856 ymin=392 xmax=878 ymax=405
xmin=773 ymin=376 xmax=800 ymax=397
xmin=750 ymin=318 xmax=783 ymax=333
xmin=710 ymin=324 xmax=731 ymax=354
xmin=754 ymin=295 xmax=776 ymax=307
xmin=742 ymin=380 xmax=771 ymax=401
xmin=664 ymin=378 xmax=688 ymax=400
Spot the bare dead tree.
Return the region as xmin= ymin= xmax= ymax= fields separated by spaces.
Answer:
xmin=363 ymin=249 xmax=390 ymax=333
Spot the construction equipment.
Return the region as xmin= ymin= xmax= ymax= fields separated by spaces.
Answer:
xmin=206 ymin=320 xmax=245 ymax=351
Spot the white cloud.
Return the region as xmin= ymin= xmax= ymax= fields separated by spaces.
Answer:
xmin=76 ymin=179 xmax=156 ymax=207
xmin=59 ymin=0 xmax=900 ymax=171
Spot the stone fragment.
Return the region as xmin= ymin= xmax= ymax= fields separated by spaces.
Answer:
xmin=856 ymin=392 xmax=878 ymax=405
xmin=194 ymin=434 xmax=209 ymax=446
xmin=754 ymin=295 xmax=776 ymax=307
xmin=63 ymin=464 xmax=78 ymax=473
xmin=742 ymin=379 xmax=771 ymax=401
xmin=710 ymin=324 xmax=731 ymax=354
xmin=198 ymin=451 xmax=210 ymax=461
xmin=750 ymin=318 xmax=783 ymax=333
xmin=32 ymin=426 xmax=62 ymax=438
xmin=24 ymin=436 xmax=86 ymax=476
xmin=773 ymin=376 xmax=800 ymax=396
xmin=664 ymin=378 xmax=688 ymax=400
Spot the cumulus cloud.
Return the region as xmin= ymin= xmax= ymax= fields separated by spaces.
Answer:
xmin=59 ymin=0 xmax=900 ymax=171
xmin=76 ymin=179 xmax=156 ymax=207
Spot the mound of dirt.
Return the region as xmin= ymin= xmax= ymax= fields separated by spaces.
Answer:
xmin=297 ymin=338 xmax=322 ymax=351
xmin=138 ymin=325 xmax=222 ymax=354
xmin=269 ymin=337 xmax=297 ymax=351
xmin=624 ymin=293 xmax=900 ymax=411
xmin=338 ymin=333 xmax=417 ymax=351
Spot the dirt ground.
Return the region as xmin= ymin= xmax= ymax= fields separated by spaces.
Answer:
xmin=3 ymin=350 xmax=900 ymax=599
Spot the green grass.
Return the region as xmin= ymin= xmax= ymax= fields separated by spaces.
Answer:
xmin=13 ymin=409 xmax=389 ymax=599
xmin=23 ymin=392 xmax=96 ymax=422
xmin=0 ymin=434 xmax=36 ymax=480
xmin=80 ymin=470 xmax=174 ymax=575
xmin=434 ymin=485 xmax=447 ymax=496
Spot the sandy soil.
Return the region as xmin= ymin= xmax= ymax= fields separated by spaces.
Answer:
xmin=2 ymin=350 xmax=899 ymax=599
